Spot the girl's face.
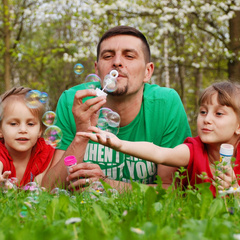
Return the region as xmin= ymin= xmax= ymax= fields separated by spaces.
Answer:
xmin=0 ymin=101 xmax=42 ymax=155
xmin=197 ymin=93 xmax=240 ymax=146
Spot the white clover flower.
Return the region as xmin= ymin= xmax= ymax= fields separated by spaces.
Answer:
xmin=130 ymin=227 xmax=145 ymax=235
xmin=233 ymin=234 xmax=240 ymax=240
xmin=65 ymin=217 xmax=82 ymax=225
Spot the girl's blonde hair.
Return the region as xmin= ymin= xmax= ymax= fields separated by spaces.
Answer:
xmin=199 ymin=81 xmax=240 ymax=119
xmin=0 ymin=87 xmax=45 ymax=129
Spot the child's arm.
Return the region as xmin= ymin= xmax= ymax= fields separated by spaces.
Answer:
xmin=78 ymin=126 xmax=190 ymax=167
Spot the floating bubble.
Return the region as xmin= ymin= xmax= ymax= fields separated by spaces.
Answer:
xmin=39 ymin=92 xmax=48 ymax=104
xmin=84 ymin=74 xmax=101 ymax=90
xmin=23 ymin=182 xmax=39 ymax=191
xmin=103 ymin=74 xmax=117 ymax=93
xmin=97 ymin=108 xmax=120 ymax=136
xmin=105 ymin=125 xmax=119 ymax=135
xmin=25 ymin=196 xmax=39 ymax=204
xmin=97 ymin=108 xmax=112 ymax=119
xmin=50 ymin=187 xmax=70 ymax=196
xmin=85 ymin=74 xmax=101 ymax=83
xmin=42 ymin=111 xmax=57 ymax=127
xmin=20 ymin=205 xmax=28 ymax=218
xmin=25 ymin=90 xmax=42 ymax=109
xmin=90 ymin=181 xmax=105 ymax=192
xmin=107 ymin=111 xmax=120 ymax=127
xmin=43 ymin=125 xmax=63 ymax=148
xmin=97 ymin=118 xmax=108 ymax=130
xmin=9 ymin=177 xmax=18 ymax=185
xmin=74 ymin=63 xmax=84 ymax=75
xmin=107 ymin=188 xmax=119 ymax=197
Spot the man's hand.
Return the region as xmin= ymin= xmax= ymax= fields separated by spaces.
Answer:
xmin=72 ymin=90 xmax=106 ymax=132
xmin=67 ymin=162 xmax=105 ymax=191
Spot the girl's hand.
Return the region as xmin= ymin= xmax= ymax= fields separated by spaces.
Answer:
xmin=212 ymin=165 xmax=239 ymax=190
xmin=76 ymin=126 xmax=122 ymax=151
xmin=0 ymin=171 xmax=11 ymax=182
xmin=0 ymin=171 xmax=15 ymax=190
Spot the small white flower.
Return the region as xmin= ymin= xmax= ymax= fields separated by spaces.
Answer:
xmin=65 ymin=217 xmax=82 ymax=225
xmin=130 ymin=227 xmax=145 ymax=235
xmin=233 ymin=233 xmax=240 ymax=240
xmin=122 ymin=210 xmax=128 ymax=216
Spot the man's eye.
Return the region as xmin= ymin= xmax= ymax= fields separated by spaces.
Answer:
xmin=103 ymin=55 xmax=112 ymax=59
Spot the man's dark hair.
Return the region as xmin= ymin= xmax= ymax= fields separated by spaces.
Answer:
xmin=97 ymin=26 xmax=151 ymax=62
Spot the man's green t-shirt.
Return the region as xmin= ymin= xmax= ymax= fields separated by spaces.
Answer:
xmin=55 ymin=83 xmax=191 ymax=183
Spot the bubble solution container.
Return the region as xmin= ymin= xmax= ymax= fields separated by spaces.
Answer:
xmin=219 ymin=144 xmax=234 ymax=165
xmin=64 ymin=155 xmax=77 ymax=175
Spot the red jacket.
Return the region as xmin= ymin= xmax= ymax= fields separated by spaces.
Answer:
xmin=0 ymin=137 xmax=54 ymax=186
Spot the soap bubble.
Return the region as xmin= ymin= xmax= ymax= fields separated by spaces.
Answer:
xmin=103 ymin=74 xmax=117 ymax=92
xmin=42 ymin=111 xmax=57 ymax=127
xmin=22 ymin=182 xmax=42 ymax=194
xmin=97 ymin=118 xmax=108 ymax=130
xmin=107 ymin=111 xmax=120 ymax=127
xmin=90 ymin=181 xmax=105 ymax=192
xmin=98 ymin=108 xmax=112 ymax=119
xmin=105 ymin=125 xmax=119 ymax=135
xmin=25 ymin=90 xmax=42 ymax=108
xmin=43 ymin=125 xmax=63 ymax=148
xmin=20 ymin=205 xmax=28 ymax=218
xmin=97 ymin=108 xmax=120 ymax=135
xmin=39 ymin=92 xmax=48 ymax=104
xmin=84 ymin=74 xmax=101 ymax=90
xmin=51 ymin=187 xmax=70 ymax=196
xmin=74 ymin=63 xmax=84 ymax=75
xmin=85 ymin=74 xmax=101 ymax=83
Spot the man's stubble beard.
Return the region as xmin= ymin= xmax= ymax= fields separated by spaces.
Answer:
xmin=107 ymin=84 xmax=128 ymax=96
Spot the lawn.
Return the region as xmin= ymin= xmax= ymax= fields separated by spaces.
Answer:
xmin=1 ymin=176 xmax=240 ymax=240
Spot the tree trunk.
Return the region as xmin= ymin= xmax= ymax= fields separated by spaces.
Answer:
xmin=163 ymin=33 xmax=170 ymax=88
xmin=2 ymin=0 xmax=11 ymax=90
xmin=195 ymin=68 xmax=203 ymax=109
xmin=228 ymin=11 xmax=240 ymax=81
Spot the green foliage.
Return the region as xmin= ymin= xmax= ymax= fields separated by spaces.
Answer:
xmin=1 ymin=180 xmax=240 ymax=240
xmin=0 ymin=0 xmax=239 ymax=131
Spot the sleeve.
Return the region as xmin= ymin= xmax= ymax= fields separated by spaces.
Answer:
xmin=160 ymin=89 xmax=192 ymax=148
xmin=55 ymin=91 xmax=76 ymax=151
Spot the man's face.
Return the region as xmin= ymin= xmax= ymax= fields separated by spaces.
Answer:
xmin=95 ymin=35 xmax=153 ymax=96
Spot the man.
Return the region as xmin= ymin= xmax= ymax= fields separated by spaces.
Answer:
xmin=42 ymin=26 xmax=191 ymax=191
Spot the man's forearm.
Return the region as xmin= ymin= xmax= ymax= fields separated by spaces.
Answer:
xmin=104 ymin=178 xmax=132 ymax=193
xmin=42 ymin=135 xmax=89 ymax=190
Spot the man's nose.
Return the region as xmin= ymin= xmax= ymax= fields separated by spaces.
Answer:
xmin=113 ymin=54 xmax=123 ymax=68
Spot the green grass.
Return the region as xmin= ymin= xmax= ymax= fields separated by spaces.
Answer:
xmin=1 ymin=177 xmax=240 ymax=240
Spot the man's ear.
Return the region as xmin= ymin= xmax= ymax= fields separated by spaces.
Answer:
xmin=143 ymin=62 xmax=154 ymax=83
